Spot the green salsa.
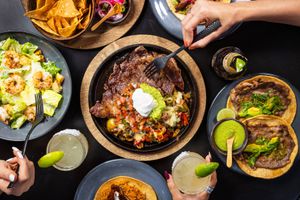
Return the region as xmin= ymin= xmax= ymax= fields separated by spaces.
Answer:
xmin=214 ymin=120 xmax=246 ymax=151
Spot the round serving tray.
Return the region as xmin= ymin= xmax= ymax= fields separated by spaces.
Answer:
xmin=21 ymin=0 xmax=145 ymax=50
xmin=207 ymin=73 xmax=300 ymax=177
xmin=80 ymin=34 xmax=206 ymax=161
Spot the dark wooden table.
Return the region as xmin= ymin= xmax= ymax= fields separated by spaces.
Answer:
xmin=1 ymin=1 xmax=300 ymax=200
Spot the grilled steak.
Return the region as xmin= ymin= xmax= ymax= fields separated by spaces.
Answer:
xmin=90 ymin=46 xmax=184 ymax=118
xmin=230 ymin=79 xmax=291 ymax=116
xmin=236 ymin=123 xmax=295 ymax=169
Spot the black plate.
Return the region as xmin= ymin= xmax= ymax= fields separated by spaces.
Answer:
xmin=207 ymin=73 xmax=300 ymax=176
xmin=89 ymin=44 xmax=198 ymax=153
xmin=0 ymin=32 xmax=72 ymax=141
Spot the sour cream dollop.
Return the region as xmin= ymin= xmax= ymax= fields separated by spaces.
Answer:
xmin=132 ymin=88 xmax=156 ymax=117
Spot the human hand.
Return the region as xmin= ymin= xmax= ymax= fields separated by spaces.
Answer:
xmin=182 ymin=0 xmax=240 ymax=49
xmin=165 ymin=153 xmax=217 ymax=200
xmin=0 ymin=147 xmax=35 ymax=196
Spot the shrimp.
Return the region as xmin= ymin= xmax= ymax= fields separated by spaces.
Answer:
xmin=24 ymin=106 xmax=36 ymax=122
xmin=0 ymin=107 xmax=9 ymax=124
xmin=4 ymin=74 xmax=25 ymax=95
xmin=33 ymin=71 xmax=52 ymax=90
xmin=2 ymin=51 xmax=22 ymax=69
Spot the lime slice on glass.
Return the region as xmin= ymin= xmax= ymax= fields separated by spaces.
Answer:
xmin=38 ymin=151 xmax=64 ymax=168
xmin=216 ymin=108 xmax=236 ymax=121
xmin=195 ymin=162 xmax=219 ymax=178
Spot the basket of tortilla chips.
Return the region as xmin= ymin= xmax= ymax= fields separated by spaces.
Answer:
xmin=23 ymin=0 xmax=94 ymax=40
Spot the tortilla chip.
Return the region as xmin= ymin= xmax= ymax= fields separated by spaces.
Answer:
xmin=78 ymin=5 xmax=90 ymax=29
xmin=74 ymin=0 xmax=87 ymax=10
xmin=46 ymin=1 xmax=58 ymax=19
xmin=54 ymin=17 xmax=63 ymax=30
xmin=57 ymin=17 xmax=80 ymax=37
xmin=31 ymin=19 xmax=60 ymax=36
xmin=78 ymin=7 xmax=89 ymax=18
xmin=26 ymin=0 xmax=89 ymax=38
xmin=36 ymin=0 xmax=46 ymax=9
xmin=54 ymin=0 xmax=80 ymax=18
xmin=47 ymin=17 xmax=57 ymax=33
xmin=60 ymin=17 xmax=70 ymax=28
xmin=25 ymin=0 xmax=56 ymax=21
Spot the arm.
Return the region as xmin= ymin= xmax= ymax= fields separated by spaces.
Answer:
xmin=236 ymin=0 xmax=300 ymax=26
xmin=182 ymin=0 xmax=300 ymax=49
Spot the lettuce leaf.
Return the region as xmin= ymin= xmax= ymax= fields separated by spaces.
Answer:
xmin=21 ymin=42 xmax=38 ymax=55
xmin=0 ymin=38 xmax=21 ymax=53
xmin=41 ymin=61 xmax=61 ymax=76
xmin=11 ymin=115 xmax=27 ymax=129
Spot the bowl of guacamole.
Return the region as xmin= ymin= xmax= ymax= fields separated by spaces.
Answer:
xmin=211 ymin=119 xmax=248 ymax=155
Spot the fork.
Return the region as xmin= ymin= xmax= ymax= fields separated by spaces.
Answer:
xmin=7 ymin=93 xmax=44 ymax=189
xmin=144 ymin=20 xmax=222 ymax=78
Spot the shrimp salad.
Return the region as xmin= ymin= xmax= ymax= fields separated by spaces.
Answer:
xmin=0 ymin=38 xmax=64 ymax=129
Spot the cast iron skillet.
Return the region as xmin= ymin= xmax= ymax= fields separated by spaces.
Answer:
xmin=89 ymin=44 xmax=198 ymax=153
xmin=0 ymin=32 xmax=72 ymax=141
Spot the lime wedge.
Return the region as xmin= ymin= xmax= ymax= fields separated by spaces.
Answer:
xmin=195 ymin=162 xmax=219 ymax=178
xmin=216 ymin=108 xmax=236 ymax=121
xmin=235 ymin=58 xmax=246 ymax=72
xmin=38 ymin=151 xmax=64 ymax=168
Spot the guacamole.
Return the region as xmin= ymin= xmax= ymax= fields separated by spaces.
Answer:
xmin=214 ymin=120 xmax=246 ymax=151
xmin=140 ymin=83 xmax=166 ymax=120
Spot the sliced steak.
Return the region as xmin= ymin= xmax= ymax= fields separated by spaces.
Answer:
xmin=230 ymin=78 xmax=291 ymax=116
xmin=236 ymin=123 xmax=295 ymax=169
xmin=90 ymin=46 xmax=185 ymax=118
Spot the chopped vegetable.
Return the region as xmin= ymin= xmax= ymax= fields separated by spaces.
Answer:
xmin=0 ymin=38 xmax=21 ymax=52
xmin=239 ymin=92 xmax=284 ymax=118
xmin=107 ymin=118 xmax=117 ymax=132
xmin=42 ymin=90 xmax=62 ymax=108
xmin=103 ymin=83 xmax=190 ymax=149
xmin=21 ymin=42 xmax=38 ymax=55
xmin=11 ymin=115 xmax=27 ymax=129
xmin=245 ymin=137 xmax=280 ymax=167
xmin=43 ymin=104 xmax=56 ymax=116
xmin=41 ymin=61 xmax=62 ymax=76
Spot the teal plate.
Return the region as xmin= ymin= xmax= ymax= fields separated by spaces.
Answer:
xmin=74 ymin=159 xmax=172 ymax=200
xmin=0 ymin=32 xmax=72 ymax=141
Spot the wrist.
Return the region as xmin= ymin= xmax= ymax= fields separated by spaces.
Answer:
xmin=231 ymin=2 xmax=248 ymax=23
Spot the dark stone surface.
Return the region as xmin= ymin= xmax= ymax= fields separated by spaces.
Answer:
xmin=0 ymin=1 xmax=300 ymax=200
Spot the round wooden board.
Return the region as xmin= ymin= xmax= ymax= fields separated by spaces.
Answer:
xmin=80 ymin=35 xmax=206 ymax=161
xmin=21 ymin=0 xmax=145 ymax=50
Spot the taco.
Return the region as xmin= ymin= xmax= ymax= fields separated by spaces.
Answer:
xmin=94 ymin=176 xmax=157 ymax=200
xmin=235 ymin=115 xmax=298 ymax=179
xmin=227 ymin=75 xmax=297 ymax=124
xmin=166 ymin=0 xmax=231 ymax=21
